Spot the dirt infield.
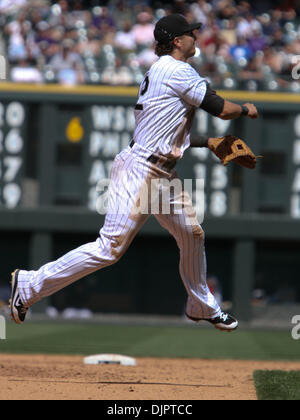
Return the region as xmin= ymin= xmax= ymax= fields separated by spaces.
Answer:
xmin=0 ymin=354 xmax=300 ymax=400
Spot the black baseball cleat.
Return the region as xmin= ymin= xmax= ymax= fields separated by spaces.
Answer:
xmin=9 ymin=269 xmax=28 ymax=325
xmin=186 ymin=311 xmax=238 ymax=332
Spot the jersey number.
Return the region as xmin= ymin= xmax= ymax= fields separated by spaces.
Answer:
xmin=140 ymin=75 xmax=149 ymax=96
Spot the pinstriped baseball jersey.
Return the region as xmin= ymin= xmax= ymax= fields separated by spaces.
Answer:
xmin=15 ymin=53 xmax=222 ymax=322
xmin=133 ymin=55 xmax=207 ymax=158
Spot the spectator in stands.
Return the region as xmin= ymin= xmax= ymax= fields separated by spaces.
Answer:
xmin=110 ymin=0 xmax=134 ymax=31
xmin=236 ymin=0 xmax=251 ymax=18
xmin=230 ymin=36 xmax=253 ymax=62
xmin=136 ymin=42 xmax=157 ymax=70
xmin=269 ymin=28 xmax=286 ymax=49
xmin=5 ymin=20 xmax=27 ymax=62
xmin=101 ymin=56 xmax=133 ymax=85
xmin=172 ymin=0 xmax=188 ymax=15
xmin=237 ymin=55 xmax=264 ymax=89
xmin=259 ymin=12 xmax=281 ymax=42
xmin=190 ymin=0 xmax=211 ymax=26
xmin=0 ymin=0 xmax=26 ymax=15
xmin=114 ymin=20 xmax=136 ymax=53
xmin=262 ymin=46 xmax=284 ymax=74
xmin=236 ymin=13 xmax=262 ymax=39
xmin=35 ymin=21 xmax=57 ymax=49
xmin=92 ymin=6 xmax=116 ymax=33
xmin=1 ymin=0 xmax=300 ymax=91
xmin=198 ymin=17 xmax=222 ymax=56
xmin=215 ymin=0 xmax=237 ymax=21
xmin=248 ymin=27 xmax=268 ymax=55
xmin=77 ymin=27 xmax=102 ymax=57
xmin=131 ymin=11 xmax=154 ymax=48
xmin=48 ymin=39 xmax=85 ymax=85
xmin=11 ymin=59 xmax=43 ymax=83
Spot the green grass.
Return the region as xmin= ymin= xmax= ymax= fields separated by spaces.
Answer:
xmin=0 ymin=321 xmax=300 ymax=360
xmin=254 ymin=370 xmax=300 ymax=400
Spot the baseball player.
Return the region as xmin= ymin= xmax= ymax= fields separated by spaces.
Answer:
xmin=10 ymin=14 xmax=258 ymax=331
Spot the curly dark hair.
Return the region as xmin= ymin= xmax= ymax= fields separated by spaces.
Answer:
xmin=154 ymin=41 xmax=175 ymax=57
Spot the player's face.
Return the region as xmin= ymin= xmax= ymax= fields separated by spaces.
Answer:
xmin=176 ymin=31 xmax=197 ymax=59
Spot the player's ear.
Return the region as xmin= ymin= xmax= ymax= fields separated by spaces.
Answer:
xmin=173 ymin=36 xmax=181 ymax=47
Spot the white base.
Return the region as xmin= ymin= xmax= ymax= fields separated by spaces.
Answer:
xmin=83 ymin=354 xmax=137 ymax=366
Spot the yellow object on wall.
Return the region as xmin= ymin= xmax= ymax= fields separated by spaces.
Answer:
xmin=66 ymin=117 xmax=84 ymax=143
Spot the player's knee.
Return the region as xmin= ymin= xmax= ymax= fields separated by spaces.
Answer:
xmin=109 ymin=237 xmax=127 ymax=263
xmin=110 ymin=247 xmax=123 ymax=262
xmin=98 ymin=233 xmax=129 ymax=265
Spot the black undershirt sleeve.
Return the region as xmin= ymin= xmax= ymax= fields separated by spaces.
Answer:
xmin=200 ymin=82 xmax=225 ymax=117
xmin=189 ymin=135 xmax=209 ymax=148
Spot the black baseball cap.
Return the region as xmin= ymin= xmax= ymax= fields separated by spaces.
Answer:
xmin=154 ymin=14 xmax=202 ymax=44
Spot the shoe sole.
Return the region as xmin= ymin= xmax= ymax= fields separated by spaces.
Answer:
xmin=186 ymin=313 xmax=238 ymax=332
xmin=213 ymin=323 xmax=238 ymax=332
xmin=9 ymin=269 xmax=22 ymax=325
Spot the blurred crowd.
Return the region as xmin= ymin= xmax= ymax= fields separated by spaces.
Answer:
xmin=1 ymin=0 xmax=300 ymax=91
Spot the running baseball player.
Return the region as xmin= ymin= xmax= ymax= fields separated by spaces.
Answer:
xmin=10 ymin=14 xmax=258 ymax=331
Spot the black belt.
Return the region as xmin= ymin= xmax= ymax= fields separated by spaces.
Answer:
xmin=129 ymin=140 xmax=176 ymax=171
xmin=148 ymin=155 xmax=177 ymax=171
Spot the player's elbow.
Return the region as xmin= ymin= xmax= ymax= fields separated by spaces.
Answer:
xmin=218 ymin=110 xmax=232 ymax=120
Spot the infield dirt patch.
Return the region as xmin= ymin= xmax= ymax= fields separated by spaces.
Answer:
xmin=0 ymin=354 xmax=300 ymax=400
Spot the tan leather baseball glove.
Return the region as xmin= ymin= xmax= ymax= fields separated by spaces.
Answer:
xmin=209 ymin=135 xmax=257 ymax=169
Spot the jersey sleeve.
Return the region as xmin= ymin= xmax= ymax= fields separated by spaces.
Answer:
xmin=167 ymin=64 xmax=207 ymax=107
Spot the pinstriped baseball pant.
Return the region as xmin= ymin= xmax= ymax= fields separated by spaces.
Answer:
xmin=17 ymin=145 xmax=221 ymax=320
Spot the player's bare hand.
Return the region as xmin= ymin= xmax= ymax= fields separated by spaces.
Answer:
xmin=243 ymin=103 xmax=258 ymax=119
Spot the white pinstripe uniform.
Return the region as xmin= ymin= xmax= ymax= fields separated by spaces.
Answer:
xmin=17 ymin=55 xmax=222 ymax=320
